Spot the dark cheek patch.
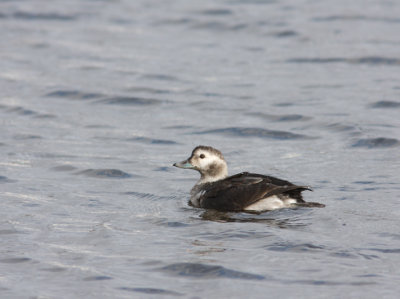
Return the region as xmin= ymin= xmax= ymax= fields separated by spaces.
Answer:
xmin=207 ymin=163 xmax=222 ymax=176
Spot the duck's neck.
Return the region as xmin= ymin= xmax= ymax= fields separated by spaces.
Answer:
xmin=197 ymin=164 xmax=228 ymax=184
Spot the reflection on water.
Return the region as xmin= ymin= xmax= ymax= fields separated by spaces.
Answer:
xmin=159 ymin=262 xmax=266 ymax=280
xmin=198 ymin=209 xmax=312 ymax=228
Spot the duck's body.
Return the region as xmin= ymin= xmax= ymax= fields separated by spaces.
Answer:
xmin=189 ymin=172 xmax=310 ymax=212
xmin=173 ymin=146 xmax=323 ymax=212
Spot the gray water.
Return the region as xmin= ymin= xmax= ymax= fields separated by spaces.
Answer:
xmin=1 ymin=0 xmax=400 ymax=298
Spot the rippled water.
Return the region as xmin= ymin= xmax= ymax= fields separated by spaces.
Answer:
xmin=1 ymin=0 xmax=400 ymax=298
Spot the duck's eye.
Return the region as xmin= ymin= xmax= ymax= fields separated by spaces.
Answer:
xmin=199 ymin=154 xmax=205 ymax=159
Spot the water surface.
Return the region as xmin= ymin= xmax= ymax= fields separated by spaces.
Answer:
xmin=1 ymin=0 xmax=400 ymax=298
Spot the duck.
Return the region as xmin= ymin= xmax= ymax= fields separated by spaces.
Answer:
xmin=173 ymin=145 xmax=324 ymax=212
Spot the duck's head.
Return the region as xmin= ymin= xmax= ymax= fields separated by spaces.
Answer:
xmin=173 ymin=145 xmax=228 ymax=184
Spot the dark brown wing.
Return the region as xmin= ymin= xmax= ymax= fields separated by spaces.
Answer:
xmin=198 ymin=172 xmax=311 ymax=212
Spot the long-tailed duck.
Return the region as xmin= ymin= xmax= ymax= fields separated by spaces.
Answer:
xmin=173 ymin=145 xmax=324 ymax=212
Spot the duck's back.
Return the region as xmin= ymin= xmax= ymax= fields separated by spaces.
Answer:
xmin=191 ymin=172 xmax=311 ymax=212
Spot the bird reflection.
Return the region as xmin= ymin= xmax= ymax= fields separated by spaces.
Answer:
xmin=198 ymin=209 xmax=313 ymax=228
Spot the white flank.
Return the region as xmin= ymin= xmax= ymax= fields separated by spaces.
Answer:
xmin=244 ymin=195 xmax=297 ymax=212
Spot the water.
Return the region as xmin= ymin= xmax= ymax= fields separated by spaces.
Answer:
xmin=1 ymin=0 xmax=400 ymax=298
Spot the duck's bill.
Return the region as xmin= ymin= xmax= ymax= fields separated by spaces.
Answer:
xmin=173 ymin=159 xmax=195 ymax=169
